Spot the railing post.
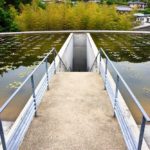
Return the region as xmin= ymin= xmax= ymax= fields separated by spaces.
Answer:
xmin=138 ymin=116 xmax=146 ymax=150
xmin=59 ymin=59 xmax=61 ymax=72
xmin=45 ymin=57 xmax=49 ymax=90
xmin=99 ymin=49 xmax=102 ymax=74
xmin=113 ymin=74 xmax=119 ymax=117
xmin=53 ymin=48 xmax=56 ymax=74
xmin=31 ymin=75 xmax=37 ymax=117
xmin=0 ymin=120 xmax=6 ymax=150
xmin=104 ymin=58 xmax=108 ymax=90
xmin=95 ymin=57 xmax=98 ymax=72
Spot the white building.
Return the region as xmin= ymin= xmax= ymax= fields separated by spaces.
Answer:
xmin=116 ymin=6 xmax=132 ymax=12
xmin=87 ymin=0 xmax=100 ymax=3
xmin=128 ymin=1 xmax=147 ymax=9
xmin=134 ymin=13 xmax=150 ymax=24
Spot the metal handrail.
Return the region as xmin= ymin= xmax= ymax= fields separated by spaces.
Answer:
xmin=0 ymin=48 xmax=54 ymax=114
xmin=89 ymin=51 xmax=100 ymax=71
xmin=99 ymin=47 xmax=150 ymax=150
xmin=0 ymin=47 xmax=70 ymax=114
xmin=53 ymin=48 xmax=71 ymax=71
xmin=0 ymin=46 xmax=71 ymax=150
xmin=0 ymin=48 xmax=56 ymax=150
xmin=100 ymin=47 xmax=150 ymax=122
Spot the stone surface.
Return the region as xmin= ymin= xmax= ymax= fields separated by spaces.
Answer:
xmin=20 ymin=72 xmax=126 ymax=150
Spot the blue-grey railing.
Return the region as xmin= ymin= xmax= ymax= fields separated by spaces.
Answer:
xmin=0 ymin=48 xmax=54 ymax=113
xmin=0 ymin=47 xmax=69 ymax=150
xmin=0 ymin=48 xmax=54 ymax=150
xmin=89 ymin=51 xmax=100 ymax=72
xmin=100 ymin=47 xmax=150 ymax=150
xmin=53 ymin=48 xmax=71 ymax=72
xmin=91 ymin=47 xmax=150 ymax=150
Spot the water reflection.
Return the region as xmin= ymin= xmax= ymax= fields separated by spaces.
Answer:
xmin=0 ymin=34 xmax=68 ymax=121
xmin=0 ymin=34 xmax=68 ymax=75
xmin=92 ymin=33 xmax=150 ymax=124
xmin=92 ymin=33 xmax=150 ymax=63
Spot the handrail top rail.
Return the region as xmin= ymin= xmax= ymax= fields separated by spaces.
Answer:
xmin=53 ymin=48 xmax=70 ymax=71
xmin=100 ymin=47 xmax=150 ymax=122
xmin=90 ymin=51 xmax=100 ymax=71
xmin=0 ymin=48 xmax=54 ymax=114
xmin=0 ymin=30 xmax=150 ymax=35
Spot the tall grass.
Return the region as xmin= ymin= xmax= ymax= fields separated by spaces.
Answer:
xmin=15 ymin=1 xmax=134 ymax=30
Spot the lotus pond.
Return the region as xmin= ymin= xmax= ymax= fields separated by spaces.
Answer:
xmin=0 ymin=33 xmax=68 ymax=121
xmin=1 ymin=33 xmax=150 ymax=124
xmin=92 ymin=33 xmax=150 ymax=124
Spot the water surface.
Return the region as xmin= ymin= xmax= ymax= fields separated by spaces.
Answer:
xmin=0 ymin=33 xmax=68 ymax=121
xmin=92 ymin=33 xmax=150 ymax=124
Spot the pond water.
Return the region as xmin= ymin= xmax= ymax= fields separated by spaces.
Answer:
xmin=92 ymin=33 xmax=150 ymax=124
xmin=1 ymin=33 xmax=150 ymax=124
xmin=0 ymin=33 xmax=68 ymax=121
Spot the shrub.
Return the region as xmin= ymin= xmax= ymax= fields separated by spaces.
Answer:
xmin=15 ymin=2 xmax=134 ymax=30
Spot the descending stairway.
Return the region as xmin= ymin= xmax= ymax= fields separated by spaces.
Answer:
xmin=20 ymin=72 xmax=125 ymax=150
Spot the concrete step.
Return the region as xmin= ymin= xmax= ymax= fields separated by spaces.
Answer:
xmin=20 ymin=72 xmax=125 ymax=150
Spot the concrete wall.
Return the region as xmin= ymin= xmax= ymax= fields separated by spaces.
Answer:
xmin=57 ymin=33 xmax=92 ymax=72
xmin=55 ymin=33 xmax=73 ymax=72
xmin=61 ymin=34 xmax=74 ymax=71
xmin=134 ymin=24 xmax=150 ymax=31
xmin=135 ymin=26 xmax=150 ymax=31
xmin=86 ymin=33 xmax=99 ymax=71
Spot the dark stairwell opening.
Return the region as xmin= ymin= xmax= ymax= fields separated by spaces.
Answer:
xmin=72 ymin=34 xmax=87 ymax=72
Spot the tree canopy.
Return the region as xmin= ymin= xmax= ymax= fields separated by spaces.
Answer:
xmin=0 ymin=0 xmax=33 ymax=31
xmin=15 ymin=2 xmax=134 ymax=30
xmin=0 ymin=0 xmax=149 ymax=32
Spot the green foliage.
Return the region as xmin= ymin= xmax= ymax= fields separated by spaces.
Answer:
xmin=0 ymin=0 xmax=24 ymax=32
xmin=5 ymin=0 xmax=21 ymax=9
xmin=0 ymin=0 xmax=33 ymax=32
xmin=0 ymin=5 xmax=18 ymax=32
xmin=4 ymin=0 xmax=32 ymax=9
xmin=15 ymin=2 xmax=134 ymax=31
xmin=0 ymin=0 xmax=5 ymax=7
xmin=139 ymin=8 xmax=150 ymax=14
xmin=102 ymin=0 xmax=128 ymax=5
xmin=22 ymin=0 xmax=32 ymax=4
xmin=106 ymin=0 xmax=114 ymax=5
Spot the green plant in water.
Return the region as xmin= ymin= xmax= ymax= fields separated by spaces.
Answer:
xmin=18 ymin=65 xmax=35 ymax=78
xmin=8 ymin=81 xmax=22 ymax=89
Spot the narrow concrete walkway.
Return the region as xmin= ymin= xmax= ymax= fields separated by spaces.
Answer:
xmin=20 ymin=72 xmax=125 ymax=150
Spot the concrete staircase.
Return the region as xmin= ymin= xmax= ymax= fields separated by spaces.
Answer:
xmin=20 ymin=72 xmax=125 ymax=150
